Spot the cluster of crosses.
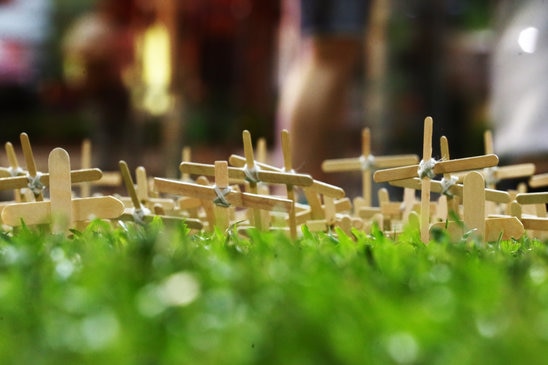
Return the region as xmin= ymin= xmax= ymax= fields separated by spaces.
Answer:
xmin=1 ymin=118 xmax=547 ymax=244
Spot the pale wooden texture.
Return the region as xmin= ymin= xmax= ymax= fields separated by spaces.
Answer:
xmin=484 ymin=217 xmax=524 ymax=241
xmin=1 ymin=188 xmax=124 ymax=227
xmin=119 ymin=160 xmax=142 ymax=210
xmin=521 ymin=218 xmax=548 ymax=231
xmin=420 ymin=116 xmax=433 ymax=243
xmin=5 ymin=142 xmax=24 ymax=201
xmin=20 ymin=132 xmax=43 ymax=200
xmin=154 ymin=178 xmax=293 ymax=213
xmin=181 ymin=162 xmax=313 ymax=187
xmin=48 ymin=148 xmax=73 ymax=233
xmin=242 ymin=130 xmax=263 ymax=229
xmin=516 ymin=192 xmax=548 ymax=205
xmin=495 ymin=163 xmax=535 ymax=180
xmin=136 ymin=166 xmax=149 ymax=203
xmin=530 ymin=173 xmax=548 ymax=188
xmin=374 ymin=154 xmax=498 ymax=183
xmin=321 ymin=127 xmax=418 ymax=207
xmin=389 ymin=178 xmax=511 ymax=203
xmin=463 ymin=171 xmax=486 ymax=240
xmin=214 ymin=161 xmax=231 ymax=230
xmin=80 ymin=138 xmax=92 ymax=197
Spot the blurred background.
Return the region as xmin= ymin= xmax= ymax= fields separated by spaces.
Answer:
xmin=0 ymin=0 xmax=542 ymax=186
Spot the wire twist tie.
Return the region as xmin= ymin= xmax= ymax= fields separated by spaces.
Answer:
xmin=213 ymin=186 xmax=232 ymax=207
xmin=440 ymin=175 xmax=459 ymax=197
xmin=27 ymin=172 xmax=45 ymax=196
xmin=359 ymin=154 xmax=376 ymax=171
xmin=132 ymin=206 xmax=151 ymax=225
xmin=484 ymin=167 xmax=499 ymax=186
xmin=417 ymin=158 xmax=437 ymax=179
xmin=243 ymin=164 xmax=260 ymax=184
xmin=8 ymin=166 xmax=24 ymax=177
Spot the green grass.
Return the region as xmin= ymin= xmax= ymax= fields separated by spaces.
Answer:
xmin=1 ymin=219 xmax=548 ymax=364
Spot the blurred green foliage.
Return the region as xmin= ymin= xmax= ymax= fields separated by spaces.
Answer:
xmin=0 ymin=218 xmax=547 ymax=364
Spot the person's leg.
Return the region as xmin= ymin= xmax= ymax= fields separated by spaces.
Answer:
xmin=288 ymin=36 xmax=361 ymax=181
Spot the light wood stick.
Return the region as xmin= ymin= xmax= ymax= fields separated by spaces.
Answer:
xmin=153 ymin=177 xmax=293 ymax=213
xmin=0 ymin=169 xmax=102 ymax=191
xmin=119 ymin=160 xmax=142 ymax=210
xmin=80 ymin=139 xmax=92 ymax=197
xmin=516 ymin=192 xmax=548 ymax=205
xmin=20 ymin=132 xmax=43 ymax=200
xmin=420 ymin=116 xmax=433 ymax=243
xmin=49 ymin=148 xmax=73 ymax=233
xmin=529 ymin=173 xmax=548 ymax=188
xmin=5 ymin=141 xmax=24 ymax=201
xmin=389 ymin=178 xmax=511 ymax=203
xmin=463 ymin=171 xmax=486 ymax=240
xmin=281 ymin=130 xmax=297 ymax=238
xmin=181 ymin=162 xmax=313 ymax=187
xmin=242 ymin=130 xmax=263 ymax=229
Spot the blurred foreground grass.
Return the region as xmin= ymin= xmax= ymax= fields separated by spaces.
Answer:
xmin=0 ymin=219 xmax=547 ymax=364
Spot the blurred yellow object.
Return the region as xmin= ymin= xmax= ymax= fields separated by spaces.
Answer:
xmin=138 ymin=21 xmax=172 ymax=116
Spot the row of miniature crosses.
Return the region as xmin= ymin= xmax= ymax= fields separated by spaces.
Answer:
xmin=0 ymin=117 xmax=547 ymax=244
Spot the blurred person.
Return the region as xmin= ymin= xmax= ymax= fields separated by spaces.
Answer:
xmin=62 ymin=0 xmax=137 ymax=170
xmin=276 ymin=0 xmax=370 ymax=182
xmin=0 ymin=0 xmax=52 ymax=134
xmin=490 ymin=0 xmax=548 ymax=173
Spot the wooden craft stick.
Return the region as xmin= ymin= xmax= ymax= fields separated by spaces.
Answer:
xmin=484 ymin=217 xmax=524 ymax=241
xmin=256 ymin=137 xmax=267 ymax=164
xmin=181 ymin=162 xmax=313 ymax=187
xmin=49 ymin=148 xmax=73 ymax=233
xmin=80 ymin=139 xmax=92 ymax=197
xmin=20 ymin=132 xmax=43 ymax=200
xmin=321 ymin=127 xmax=418 ymax=206
xmin=516 ymin=192 xmax=548 ymax=205
xmin=494 ymin=164 xmax=536 ymax=180
xmin=119 ymin=160 xmax=142 ymax=211
xmin=439 ymin=136 xmax=460 ymax=216
xmin=5 ymin=142 xmax=24 ymax=201
xmin=214 ymin=161 xmax=231 ymax=230
xmin=520 ymin=217 xmax=548 ymax=231
xmin=242 ymin=130 xmax=264 ymax=229
xmin=463 ymin=171 xmax=486 ymax=240
xmin=321 ymin=155 xmax=419 ymax=172
xmin=373 ymin=154 xmax=498 ymax=183
xmin=529 ymin=173 xmax=548 ymax=188
xmin=0 ymin=169 xmax=102 ymax=191
xmin=389 ymin=178 xmax=511 ymax=203
xmin=154 ymin=177 xmax=293 ymax=213
xmin=281 ymin=130 xmax=297 ymax=238
xmin=420 ymin=116 xmax=433 ymax=243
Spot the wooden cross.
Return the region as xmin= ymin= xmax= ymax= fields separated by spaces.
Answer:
xmin=373 ymin=117 xmax=499 ymax=243
xmin=229 ymin=130 xmax=346 ymax=237
xmin=154 ymin=161 xmax=294 ymax=232
xmin=1 ymin=148 xmax=124 ymax=233
xmin=117 ymin=160 xmax=203 ymax=230
xmin=321 ymin=127 xmax=418 ymax=206
xmin=430 ymin=171 xmax=524 ymax=242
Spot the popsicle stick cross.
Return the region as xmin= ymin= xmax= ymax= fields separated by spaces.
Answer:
xmin=155 ymin=161 xmax=294 ymax=232
xmin=373 ymin=117 xmax=499 ymax=243
xmin=322 ymin=127 xmax=418 ymax=206
xmin=1 ymin=148 xmax=125 ymax=233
